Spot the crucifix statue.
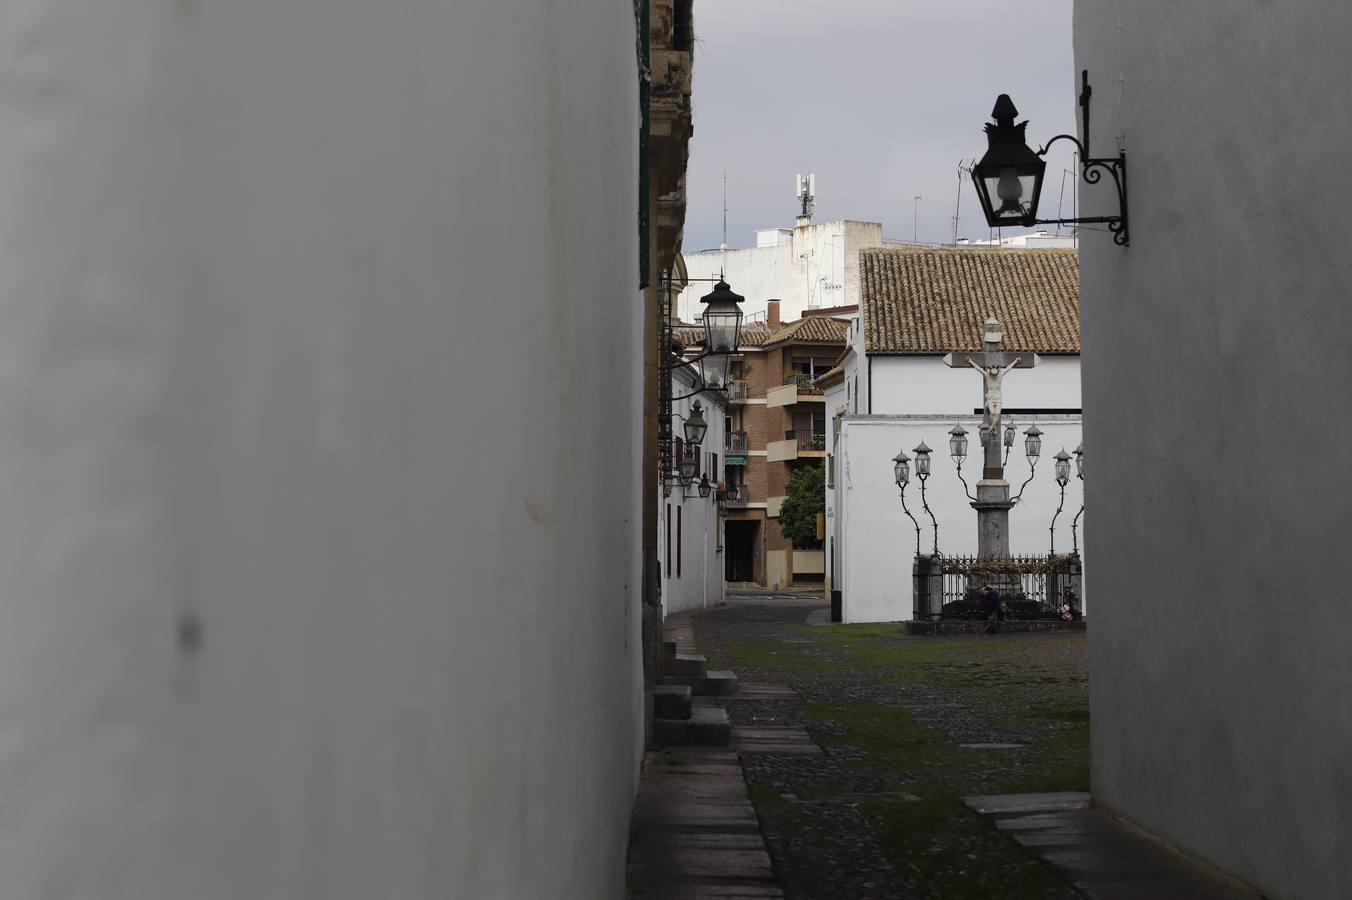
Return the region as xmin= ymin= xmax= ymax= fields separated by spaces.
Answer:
xmin=942 ymin=317 xmax=1040 ymax=560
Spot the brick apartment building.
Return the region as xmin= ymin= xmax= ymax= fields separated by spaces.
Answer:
xmin=679 ymin=300 xmax=851 ymax=588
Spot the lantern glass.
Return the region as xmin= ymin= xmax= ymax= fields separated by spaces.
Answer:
xmin=913 ymin=442 xmax=932 ymax=477
xmin=892 ymin=451 xmax=910 ymax=487
xmin=697 ymin=476 xmax=712 ymax=498
xmin=948 ymin=425 xmax=968 ymax=460
xmin=1004 ymin=422 xmax=1016 ymax=448
xmin=683 ymin=402 xmax=708 ymax=446
xmin=679 ymin=452 xmax=697 ymax=481
xmin=1024 ymin=425 xmax=1043 ymax=460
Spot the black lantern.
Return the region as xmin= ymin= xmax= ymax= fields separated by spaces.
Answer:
xmin=1073 ymin=443 xmax=1084 ymax=478
xmin=697 ymin=475 xmax=712 ymax=498
xmin=913 ymin=441 xmax=932 ymax=478
xmin=1054 ymin=448 xmax=1072 ymax=486
xmin=948 ymin=425 xmax=969 ymax=460
xmin=1004 ymin=421 xmax=1017 ymax=449
xmin=679 ymin=450 xmax=697 ymax=483
xmin=700 ymin=280 xmax=744 ymax=355
xmin=972 ymin=95 xmax=1046 ymax=229
xmin=1024 ymin=425 xmax=1043 ymax=460
xmin=683 ymin=401 xmax=708 ymax=446
xmin=893 ymin=450 xmax=911 ymax=488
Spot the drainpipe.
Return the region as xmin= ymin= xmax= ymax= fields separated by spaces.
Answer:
xmin=867 ymin=355 xmax=873 ymax=414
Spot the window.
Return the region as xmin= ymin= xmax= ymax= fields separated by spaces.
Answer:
xmin=665 ymin=504 xmax=671 ymax=579
xmin=812 ymin=412 xmax=826 ymax=438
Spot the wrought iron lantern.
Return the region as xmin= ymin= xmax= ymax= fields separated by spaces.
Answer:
xmin=972 ymin=71 xmax=1130 ymax=245
xmin=679 ymin=450 xmax=697 ymax=483
xmin=913 ymin=441 xmax=933 ymax=479
xmin=893 ymin=450 xmax=911 ymax=487
xmin=697 ymin=475 xmax=712 ymax=498
xmin=1024 ymin=424 xmax=1043 ymax=460
xmin=701 ymin=280 xmax=744 ymax=354
xmin=1004 ymin=421 xmax=1017 ymax=449
xmin=1054 ymin=448 xmax=1072 ymax=486
xmin=948 ymin=425 xmax=969 ymax=460
xmin=972 ymin=94 xmax=1046 ymax=229
xmin=1073 ymin=443 xmax=1084 ymax=478
xmin=683 ymin=401 xmax=708 ymax=446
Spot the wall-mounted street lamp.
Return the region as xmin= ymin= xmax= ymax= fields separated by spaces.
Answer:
xmin=1003 ymin=420 xmax=1017 ymax=465
xmin=1049 ymin=447 xmax=1073 ymax=554
xmin=893 ymin=450 xmax=922 ymax=558
xmin=668 ymin=279 xmax=746 ymax=402
xmin=1012 ymin=424 xmax=1043 ymax=503
xmin=1071 ymin=443 xmax=1085 ymax=554
xmin=972 ymin=70 xmax=1129 ymax=246
xmin=949 ymin=424 xmax=977 ymax=502
xmin=683 ymin=401 xmax=708 ymax=446
xmin=913 ymin=441 xmax=939 ymax=556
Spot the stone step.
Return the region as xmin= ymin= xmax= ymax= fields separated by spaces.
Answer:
xmin=703 ymin=670 xmax=738 ymax=696
xmin=654 ymin=706 xmax=732 ymax=747
xmin=671 ymin=652 xmax=708 ymax=679
xmin=654 ymin=684 xmax=693 ymax=720
xmin=661 ymin=640 xmax=678 ymax=676
xmin=662 ymin=674 xmax=707 ymax=695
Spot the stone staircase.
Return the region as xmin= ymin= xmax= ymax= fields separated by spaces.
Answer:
xmin=653 ymin=615 xmax=738 ymax=747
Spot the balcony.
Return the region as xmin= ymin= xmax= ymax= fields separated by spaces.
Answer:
xmin=727 ymin=381 xmax=750 ymax=402
xmin=723 ymin=484 xmax=749 ymax=507
xmin=766 ymin=373 xmax=827 ymax=409
xmin=724 ymin=431 xmax=749 ymax=462
xmin=766 ymin=431 xmax=826 ymax=462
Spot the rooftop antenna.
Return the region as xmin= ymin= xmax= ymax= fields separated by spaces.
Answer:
xmin=952 ymin=159 xmax=973 ymax=245
xmin=721 ymin=169 xmax=729 ymax=253
xmin=912 ymin=193 xmax=924 ymax=243
xmin=795 ymin=173 xmax=815 ymax=226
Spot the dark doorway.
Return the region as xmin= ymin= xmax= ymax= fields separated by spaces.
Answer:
xmin=725 ymin=520 xmax=758 ymax=583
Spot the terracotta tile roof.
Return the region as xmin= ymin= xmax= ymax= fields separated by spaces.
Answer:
xmin=861 ymin=248 xmax=1079 ymax=353
xmin=764 ymin=316 xmax=850 ymax=347
xmin=675 ymin=322 xmax=773 ymax=349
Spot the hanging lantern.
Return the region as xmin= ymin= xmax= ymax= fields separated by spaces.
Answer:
xmin=683 ymin=401 xmax=708 ymax=446
xmin=971 ymin=95 xmax=1047 ymax=228
xmin=697 ymin=475 xmax=712 ymax=498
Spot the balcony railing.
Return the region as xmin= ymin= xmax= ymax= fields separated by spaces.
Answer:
xmin=786 ymin=431 xmax=826 ymax=452
xmin=784 ymin=373 xmax=824 ymax=395
xmin=723 ymin=484 xmax=749 ymax=506
xmin=725 ymin=431 xmax=750 ymax=455
xmin=727 ymin=381 xmax=749 ymax=401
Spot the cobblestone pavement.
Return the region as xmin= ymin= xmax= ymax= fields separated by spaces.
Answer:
xmin=693 ymin=603 xmax=1092 ymax=900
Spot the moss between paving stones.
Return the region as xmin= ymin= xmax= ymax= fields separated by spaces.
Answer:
xmin=695 ymin=604 xmax=1090 ymax=899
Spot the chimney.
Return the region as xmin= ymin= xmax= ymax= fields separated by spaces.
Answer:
xmin=767 ymin=299 xmax=781 ymax=329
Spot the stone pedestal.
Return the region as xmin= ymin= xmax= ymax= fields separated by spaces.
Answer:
xmin=972 ymin=478 xmax=1015 ymax=560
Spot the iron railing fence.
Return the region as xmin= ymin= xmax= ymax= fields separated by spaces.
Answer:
xmin=725 ymin=432 xmax=749 ymax=455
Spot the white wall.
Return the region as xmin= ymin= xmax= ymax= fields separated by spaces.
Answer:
xmin=869 ymin=355 xmax=1082 ymax=416
xmin=677 ymin=220 xmax=883 ymax=322
xmin=0 ymin=2 xmax=642 ymax=898
xmin=660 ymin=384 xmax=727 ymax=615
xmin=1076 ymin=3 xmax=1352 ymax=898
xmin=836 ymin=417 xmax=1083 ymax=623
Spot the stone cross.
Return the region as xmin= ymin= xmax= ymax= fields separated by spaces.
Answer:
xmin=942 ymin=317 xmax=1040 ymax=561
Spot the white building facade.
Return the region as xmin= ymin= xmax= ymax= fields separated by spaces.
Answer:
xmin=676 ymin=219 xmax=885 ymax=323
xmin=1076 ymin=3 xmax=1352 ymax=897
xmin=0 ymin=2 xmax=652 ymax=898
xmin=826 ymin=248 xmax=1083 ymax=623
xmin=659 ymin=370 xmax=727 ymax=615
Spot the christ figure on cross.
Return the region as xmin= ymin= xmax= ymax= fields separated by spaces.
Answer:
xmin=969 ymin=355 xmax=1022 ymax=434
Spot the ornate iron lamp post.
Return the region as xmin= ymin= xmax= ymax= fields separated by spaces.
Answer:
xmin=1049 ymin=448 xmax=1072 ymax=554
xmin=1071 ymin=443 xmax=1085 ymax=554
xmin=893 ymin=450 xmax=922 ymax=557
xmin=971 ymin=71 xmax=1130 ymax=246
xmin=1013 ymin=424 xmax=1043 ymax=503
xmin=949 ymin=424 xmax=976 ymax=501
xmin=914 ymin=441 xmax=939 ymax=555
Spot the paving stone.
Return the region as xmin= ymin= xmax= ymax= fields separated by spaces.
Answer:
xmin=965 ymin=792 xmax=1092 ymax=814
xmin=959 ymin=742 xmax=1027 ymax=749
xmin=703 ymin=670 xmax=739 ymax=696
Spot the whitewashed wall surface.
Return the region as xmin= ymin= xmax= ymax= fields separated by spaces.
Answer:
xmin=0 ymin=2 xmax=643 ymax=897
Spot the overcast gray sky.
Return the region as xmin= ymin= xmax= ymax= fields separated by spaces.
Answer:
xmin=684 ymin=0 xmax=1078 ymax=251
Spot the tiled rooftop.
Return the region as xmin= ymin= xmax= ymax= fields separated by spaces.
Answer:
xmin=860 ymin=248 xmax=1079 ymax=353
